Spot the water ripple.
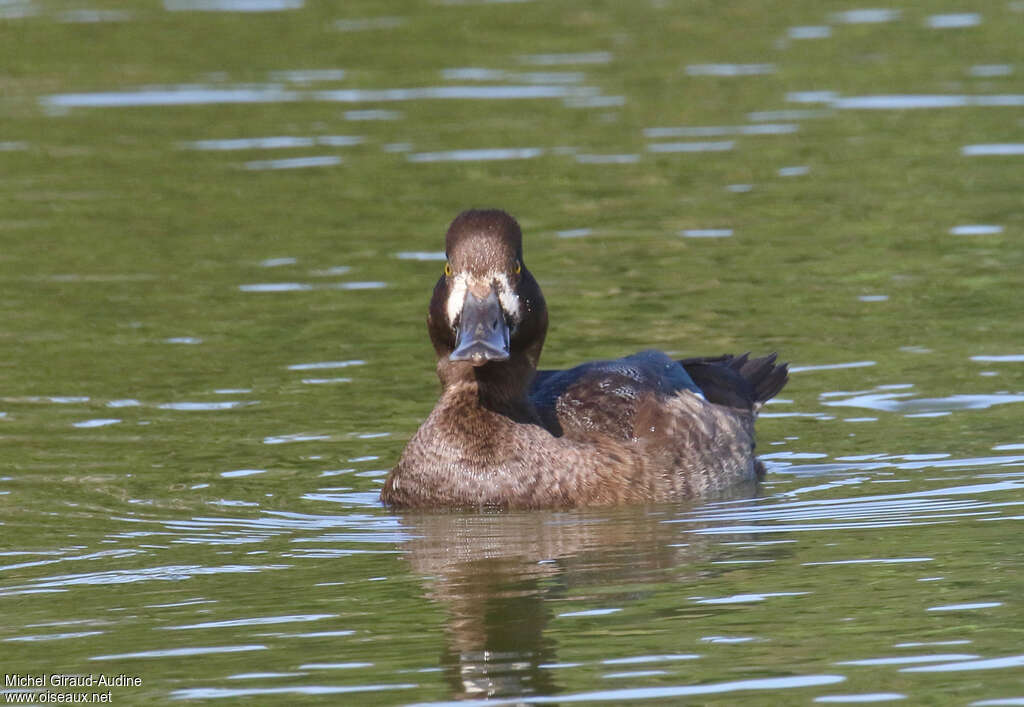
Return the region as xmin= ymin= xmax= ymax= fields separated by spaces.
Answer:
xmin=42 ymin=83 xmax=599 ymax=110
xmin=164 ymin=0 xmax=302 ymax=11
xmin=902 ymin=654 xmax=1024 ymax=673
xmin=0 ymin=564 xmax=289 ymax=596
xmin=170 ymin=683 xmax=418 ymax=699
xmin=837 ymin=653 xmax=978 ymax=666
xmin=161 ymin=614 xmax=337 ymax=630
xmin=92 ymin=644 xmax=268 ymax=661
xmin=822 ymin=390 xmax=1024 ymax=414
xmin=670 ymin=476 xmax=1024 ymax=535
xmin=815 ymin=695 xmax=907 ymax=704
xmin=691 ymin=592 xmax=809 ymax=605
xmin=407 ymin=147 xmax=543 ymax=162
xmin=686 ymin=64 xmax=776 ymax=76
xmin=404 ymin=674 xmax=845 ymax=705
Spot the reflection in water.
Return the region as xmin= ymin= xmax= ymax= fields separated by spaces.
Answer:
xmin=644 ymin=124 xmax=798 ymax=137
xmin=442 ymin=68 xmax=585 ymax=84
xmin=666 ymin=471 xmax=1024 ymax=537
xmin=263 ymin=432 xmax=331 ymax=444
xmin=950 ymin=224 xmax=1003 ymax=235
xmin=788 ymin=26 xmax=831 ymax=40
xmin=924 ymin=13 xmax=982 ymax=29
xmin=686 ymin=63 xmax=775 ymax=76
xmin=835 ymin=95 xmax=1024 ymax=110
xmin=42 ymin=84 xmax=603 ymax=110
xmin=315 ymin=86 xmax=596 ymax=103
xmin=238 ymin=282 xmax=311 ymax=291
xmin=787 ymin=90 xmax=839 ymax=103
xmin=157 ymin=401 xmax=253 ymax=411
xmin=518 ymin=52 xmax=612 ymax=66
xmin=748 ymin=109 xmax=830 ymax=121
xmin=164 ymin=0 xmax=303 ymax=10
xmin=395 ymin=494 xmax=756 ymax=700
xmin=790 ymin=361 xmax=876 ymax=373
xmin=160 ymin=613 xmax=336 ymax=630
xmin=396 ymin=251 xmax=447 ymax=261
xmin=407 ymin=148 xmax=544 ymax=163
xmin=691 ymin=591 xmax=808 ymax=604
xmin=169 ymin=683 xmax=417 ymax=699
xmin=962 ymin=143 xmax=1024 ymax=155
xmin=243 ymin=155 xmax=342 ymax=170
xmin=43 ymin=86 xmax=300 ymax=109
xmin=260 ymin=257 xmax=297 ymax=267
xmin=815 ymin=692 xmax=908 ymax=703
xmin=900 ymin=654 xmax=1024 ymax=673
xmin=0 ymin=563 xmax=289 ymax=598
xmin=58 ymin=10 xmax=131 ymax=22
xmin=971 ymin=355 xmax=1024 ymax=363
xmin=92 ymin=644 xmax=269 ymax=660
xmin=969 ymin=65 xmax=1013 ymax=77
xmin=406 ymin=674 xmax=846 ymax=705
xmin=71 ymin=418 xmax=121 ymax=428
xmin=288 ymin=360 xmax=364 ymax=371
xmin=647 ymin=140 xmax=734 ymax=153
xmin=239 ymin=279 xmax=385 ymax=290
xmin=575 ymin=153 xmax=639 ymax=164
xmin=830 ymin=9 xmax=901 ymax=24
xmin=344 ymin=109 xmax=401 ymax=120
xmin=927 ymin=602 xmax=1003 ymax=612
xmin=556 ymin=228 xmax=592 ymax=238
xmin=564 ymin=94 xmax=625 ymax=108
xmin=821 ymin=388 xmax=1024 ymax=414
xmin=267 ymin=68 xmax=345 ymax=82
xmin=680 ymin=228 xmax=733 ymax=238
xmin=333 ymin=16 xmax=405 ymax=32
xmin=837 ymin=653 xmax=977 ymax=666
xmin=183 ymin=135 xmax=363 ymax=150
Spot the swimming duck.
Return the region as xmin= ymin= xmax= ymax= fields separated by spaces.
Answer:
xmin=381 ymin=209 xmax=788 ymax=510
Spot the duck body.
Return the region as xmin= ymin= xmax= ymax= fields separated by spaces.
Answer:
xmin=381 ymin=210 xmax=788 ymax=510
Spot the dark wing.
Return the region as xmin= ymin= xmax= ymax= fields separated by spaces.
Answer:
xmin=529 ymin=350 xmax=703 ymax=439
xmin=530 ymin=350 xmax=789 ymax=438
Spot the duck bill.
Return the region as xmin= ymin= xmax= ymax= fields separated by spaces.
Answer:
xmin=450 ymin=289 xmax=511 ymax=366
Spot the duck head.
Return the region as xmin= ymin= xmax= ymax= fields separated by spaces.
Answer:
xmin=427 ymin=210 xmax=548 ymax=381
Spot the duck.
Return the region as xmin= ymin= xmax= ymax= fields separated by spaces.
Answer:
xmin=381 ymin=209 xmax=788 ymax=510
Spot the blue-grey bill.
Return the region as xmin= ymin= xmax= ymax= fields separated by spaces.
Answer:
xmin=450 ymin=289 xmax=511 ymax=366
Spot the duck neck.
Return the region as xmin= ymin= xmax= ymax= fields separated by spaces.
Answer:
xmin=436 ymin=355 xmax=539 ymax=423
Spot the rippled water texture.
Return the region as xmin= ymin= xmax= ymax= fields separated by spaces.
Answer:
xmin=2 ymin=1 xmax=1023 ymax=704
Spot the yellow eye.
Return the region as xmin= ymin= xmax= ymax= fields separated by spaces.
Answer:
xmin=514 ymin=260 xmax=522 ymax=274
xmin=444 ymin=262 xmax=453 ymax=277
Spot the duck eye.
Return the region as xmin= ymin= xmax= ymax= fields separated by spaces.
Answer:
xmin=514 ymin=260 xmax=522 ymax=275
xmin=444 ymin=262 xmax=453 ymax=277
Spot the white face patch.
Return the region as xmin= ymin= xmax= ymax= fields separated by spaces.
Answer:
xmin=493 ymin=272 xmax=522 ymax=323
xmin=445 ymin=270 xmax=522 ymax=327
xmin=446 ymin=272 xmax=469 ymax=326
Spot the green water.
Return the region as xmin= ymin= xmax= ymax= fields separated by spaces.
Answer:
xmin=2 ymin=0 xmax=1023 ymax=703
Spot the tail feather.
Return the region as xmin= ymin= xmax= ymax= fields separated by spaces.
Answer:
xmin=738 ymin=352 xmax=789 ymax=405
xmin=679 ymin=352 xmax=789 ymax=411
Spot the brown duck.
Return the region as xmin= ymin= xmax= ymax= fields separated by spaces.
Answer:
xmin=381 ymin=209 xmax=788 ymax=510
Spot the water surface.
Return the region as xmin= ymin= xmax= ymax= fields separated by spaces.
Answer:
xmin=2 ymin=1 xmax=1023 ymax=704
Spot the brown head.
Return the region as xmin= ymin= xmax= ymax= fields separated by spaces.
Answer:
xmin=427 ymin=210 xmax=548 ymax=392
